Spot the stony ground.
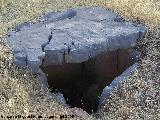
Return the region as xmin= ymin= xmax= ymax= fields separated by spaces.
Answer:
xmin=0 ymin=0 xmax=159 ymax=120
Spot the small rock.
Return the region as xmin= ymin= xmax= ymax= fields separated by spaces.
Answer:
xmin=54 ymin=92 xmax=67 ymax=105
xmin=71 ymin=107 xmax=89 ymax=118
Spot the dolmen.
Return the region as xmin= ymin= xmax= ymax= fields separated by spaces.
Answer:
xmin=5 ymin=7 xmax=147 ymax=108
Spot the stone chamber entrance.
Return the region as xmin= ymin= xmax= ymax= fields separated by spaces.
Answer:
xmin=40 ymin=49 xmax=138 ymax=114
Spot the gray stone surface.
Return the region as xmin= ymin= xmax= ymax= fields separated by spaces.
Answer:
xmin=99 ymin=63 xmax=139 ymax=107
xmin=5 ymin=7 xmax=146 ymax=74
xmin=54 ymin=92 xmax=67 ymax=105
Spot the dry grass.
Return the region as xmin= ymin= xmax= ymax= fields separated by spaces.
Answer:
xmin=0 ymin=0 xmax=159 ymax=119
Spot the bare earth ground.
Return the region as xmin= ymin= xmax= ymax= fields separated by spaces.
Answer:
xmin=0 ymin=0 xmax=159 ymax=120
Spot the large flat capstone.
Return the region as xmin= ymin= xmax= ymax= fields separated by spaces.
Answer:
xmin=5 ymin=7 xmax=146 ymax=74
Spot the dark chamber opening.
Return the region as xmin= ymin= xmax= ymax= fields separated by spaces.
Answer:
xmin=40 ymin=49 xmax=135 ymax=114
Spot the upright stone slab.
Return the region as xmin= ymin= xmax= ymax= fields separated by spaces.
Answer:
xmin=99 ymin=63 xmax=139 ymax=108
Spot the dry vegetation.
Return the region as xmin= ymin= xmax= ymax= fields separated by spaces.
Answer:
xmin=0 ymin=0 xmax=159 ymax=120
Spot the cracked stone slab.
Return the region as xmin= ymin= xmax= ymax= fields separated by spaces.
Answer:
xmin=5 ymin=7 xmax=147 ymax=74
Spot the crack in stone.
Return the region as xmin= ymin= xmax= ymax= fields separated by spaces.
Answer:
xmin=41 ymin=31 xmax=53 ymax=51
xmin=40 ymin=31 xmax=53 ymax=67
xmin=43 ymin=28 xmax=77 ymax=63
